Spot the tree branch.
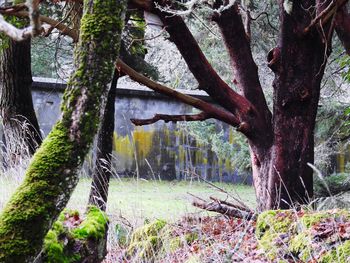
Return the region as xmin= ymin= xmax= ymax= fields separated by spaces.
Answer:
xmin=129 ymin=0 xmax=272 ymax=144
xmin=335 ymin=4 xmax=350 ymax=55
xmin=131 ymin=112 xmax=210 ymax=126
xmin=148 ymin=3 xmax=254 ymax=119
xmin=116 ymin=59 xmax=248 ymax=131
xmin=212 ymin=2 xmax=272 ymax=138
xmin=0 ymin=9 xmax=79 ymax=42
xmin=304 ymin=0 xmax=349 ymax=34
xmin=0 ymin=0 xmax=41 ymax=41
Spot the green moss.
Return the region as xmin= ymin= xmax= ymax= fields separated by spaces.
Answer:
xmin=42 ymin=206 xmax=108 ymax=263
xmin=185 ymin=232 xmax=198 ymax=244
xmin=256 ymin=210 xmax=294 ymax=239
xmin=256 ymin=209 xmax=350 ymax=262
xmin=320 ymin=240 xmax=350 ymax=263
xmin=127 ymin=219 xmax=167 ymax=260
xmin=115 ymin=224 xmax=129 ymax=246
xmin=0 ymin=122 xmax=76 ymax=261
xmin=300 ymin=210 xmax=349 ymax=228
xmin=168 ymin=237 xmax=182 ymax=252
xmin=289 ymin=232 xmax=311 ymax=261
xmin=72 ymin=206 xmax=108 ymax=240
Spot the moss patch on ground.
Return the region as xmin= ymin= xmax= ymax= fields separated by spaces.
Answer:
xmin=43 ymin=206 xmax=108 ymax=263
xmin=256 ymin=209 xmax=350 ymax=262
xmin=125 ymin=219 xmax=199 ymax=261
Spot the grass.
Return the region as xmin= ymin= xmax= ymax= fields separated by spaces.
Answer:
xmin=67 ymin=178 xmax=255 ymax=226
xmin=0 ymin=176 xmax=255 ymax=226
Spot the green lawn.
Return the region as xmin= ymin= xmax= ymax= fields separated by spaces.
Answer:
xmin=67 ymin=178 xmax=256 ymax=225
xmin=0 ymin=177 xmax=256 ymax=226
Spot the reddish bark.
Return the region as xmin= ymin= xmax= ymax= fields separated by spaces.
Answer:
xmin=336 ymin=4 xmax=350 ymax=54
xmin=152 ymin=9 xmax=255 ymax=122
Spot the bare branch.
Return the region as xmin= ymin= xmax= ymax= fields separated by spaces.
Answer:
xmin=116 ymin=59 xmax=246 ymax=130
xmin=212 ymin=1 xmax=273 ymax=146
xmin=304 ymin=0 xmax=349 ymax=34
xmin=0 ymin=0 xmax=41 ymax=41
xmin=0 ymin=9 xmax=79 ymax=42
xmin=0 ymin=16 xmax=32 ymax=40
xmin=131 ymin=112 xmax=210 ymax=126
xmin=212 ymin=2 xmax=271 ymax=117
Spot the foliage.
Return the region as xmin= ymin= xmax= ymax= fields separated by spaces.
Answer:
xmin=314 ymin=173 xmax=350 ymax=197
xmin=185 ymin=121 xmax=251 ymax=173
xmin=314 ymin=102 xmax=350 ymax=173
xmin=340 ymin=55 xmax=350 ymax=83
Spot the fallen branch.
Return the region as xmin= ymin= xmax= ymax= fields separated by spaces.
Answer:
xmin=131 ymin=112 xmax=210 ymax=126
xmin=209 ymin=196 xmax=252 ymax=213
xmin=192 ymin=200 xmax=256 ymax=220
xmin=116 ymin=59 xmax=245 ymax=130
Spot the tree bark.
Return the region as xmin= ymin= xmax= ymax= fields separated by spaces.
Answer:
xmin=0 ymin=0 xmax=126 ymax=262
xmin=261 ymin=0 xmax=331 ymax=209
xmin=336 ymin=4 xmax=350 ymax=55
xmin=0 ymin=38 xmax=42 ymax=160
xmin=88 ymin=71 xmax=119 ymax=212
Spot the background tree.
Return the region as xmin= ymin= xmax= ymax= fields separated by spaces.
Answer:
xmin=88 ymin=10 xmax=158 ymax=210
xmin=0 ymin=12 xmax=42 ymax=162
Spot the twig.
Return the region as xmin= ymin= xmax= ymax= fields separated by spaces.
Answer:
xmin=304 ymin=0 xmax=348 ymax=34
xmin=197 ymin=176 xmax=251 ymax=211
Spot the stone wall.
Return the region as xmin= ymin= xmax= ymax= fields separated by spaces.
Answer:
xmin=31 ymin=78 xmax=252 ymax=184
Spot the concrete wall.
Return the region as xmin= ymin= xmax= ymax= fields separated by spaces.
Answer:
xmin=31 ymin=78 xmax=252 ymax=184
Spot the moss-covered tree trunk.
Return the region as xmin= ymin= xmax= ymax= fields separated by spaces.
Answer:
xmin=0 ymin=0 xmax=126 ymax=262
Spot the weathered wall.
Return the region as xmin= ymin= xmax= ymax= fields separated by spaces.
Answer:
xmin=31 ymin=78 xmax=252 ymax=184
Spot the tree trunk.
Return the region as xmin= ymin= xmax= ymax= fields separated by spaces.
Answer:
xmin=0 ymin=38 xmax=42 ymax=160
xmin=0 ymin=1 xmax=126 ymax=262
xmin=88 ymin=71 xmax=119 ymax=211
xmin=252 ymin=1 xmax=330 ymax=210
